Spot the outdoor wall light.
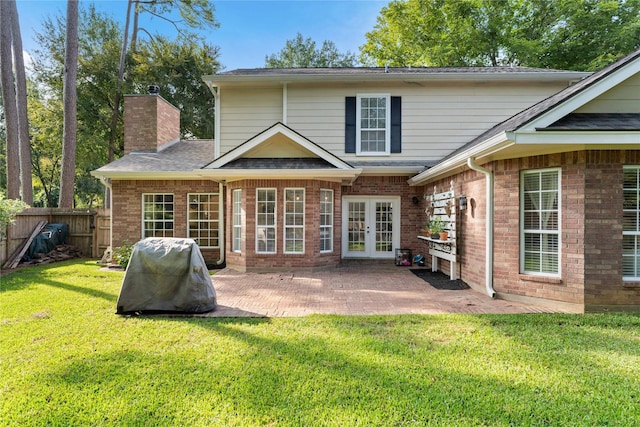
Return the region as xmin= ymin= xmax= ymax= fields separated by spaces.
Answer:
xmin=412 ymin=196 xmax=420 ymax=205
xmin=459 ymin=195 xmax=467 ymax=211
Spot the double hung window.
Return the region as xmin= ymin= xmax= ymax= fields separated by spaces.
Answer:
xmin=187 ymin=193 xmax=219 ymax=248
xmin=256 ymin=189 xmax=276 ymax=253
xmin=284 ymin=189 xmax=305 ymax=254
xmin=320 ymin=189 xmax=333 ymax=253
xmin=623 ymin=166 xmax=640 ymax=280
xmin=521 ymin=169 xmax=560 ymax=275
xmin=232 ymin=189 xmax=242 ymax=253
xmin=357 ymin=94 xmax=390 ymax=155
xmin=142 ymin=194 xmax=174 ymax=238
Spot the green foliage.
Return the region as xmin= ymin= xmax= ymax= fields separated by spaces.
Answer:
xmin=112 ymin=241 xmax=134 ymax=268
xmin=266 ymin=33 xmax=357 ymax=67
xmin=27 ymin=4 xmax=220 ymax=207
xmin=361 ymin=0 xmax=640 ymax=70
xmin=0 ymin=195 xmax=29 ymax=237
xmin=427 ymin=217 xmax=446 ymax=233
xmin=1 ymin=260 xmax=640 ymax=425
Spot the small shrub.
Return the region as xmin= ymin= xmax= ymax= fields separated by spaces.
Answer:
xmin=0 ymin=196 xmax=30 ymax=238
xmin=112 ymin=241 xmax=134 ymax=268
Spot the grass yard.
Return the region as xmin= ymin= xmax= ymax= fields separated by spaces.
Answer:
xmin=1 ymin=260 xmax=639 ymax=426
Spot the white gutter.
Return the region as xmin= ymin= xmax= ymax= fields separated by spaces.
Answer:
xmin=466 ymin=157 xmax=496 ymax=298
xmin=99 ymin=177 xmax=113 ymax=260
xmin=215 ymin=181 xmax=225 ymax=266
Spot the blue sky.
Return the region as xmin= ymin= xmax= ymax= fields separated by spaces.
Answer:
xmin=17 ymin=0 xmax=387 ymax=70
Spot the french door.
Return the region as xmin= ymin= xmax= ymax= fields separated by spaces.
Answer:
xmin=342 ymin=196 xmax=400 ymax=258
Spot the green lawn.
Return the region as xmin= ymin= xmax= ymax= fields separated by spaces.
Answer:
xmin=1 ymin=260 xmax=639 ymax=426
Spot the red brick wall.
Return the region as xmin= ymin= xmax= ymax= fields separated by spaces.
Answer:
xmin=124 ymin=95 xmax=180 ymax=154
xmin=343 ymin=175 xmax=427 ymax=262
xmin=430 ymin=150 xmax=640 ymax=311
xmin=111 ymin=179 xmax=221 ymax=263
xmin=225 ymin=179 xmax=342 ymax=271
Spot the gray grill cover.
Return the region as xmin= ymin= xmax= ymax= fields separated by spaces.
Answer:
xmin=116 ymin=238 xmax=216 ymax=314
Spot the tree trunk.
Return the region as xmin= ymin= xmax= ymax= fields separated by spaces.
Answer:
xmin=58 ymin=0 xmax=79 ymax=208
xmin=0 ymin=1 xmax=20 ymax=200
xmin=8 ymin=0 xmax=33 ymax=204
xmin=107 ymin=0 xmax=133 ymax=163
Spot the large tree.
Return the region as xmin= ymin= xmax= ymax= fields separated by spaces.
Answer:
xmin=360 ymin=0 xmax=640 ymax=71
xmin=59 ymin=0 xmax=79 ymax=208
xmin=265 ymin=33 xmax=358 ymax=68
xmin=28 ymin=5 xmax=220 ymax=206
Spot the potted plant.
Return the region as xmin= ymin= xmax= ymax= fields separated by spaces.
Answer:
xmin=427 ymin=218 xmax=447 ymax=240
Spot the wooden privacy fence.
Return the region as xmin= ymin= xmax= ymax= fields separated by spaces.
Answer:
xmin=0 ymin=208 xmax=111 ymax=266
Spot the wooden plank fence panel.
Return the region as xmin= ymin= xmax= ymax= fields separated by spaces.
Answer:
xmin=1 ymin=208 xmax=105 ymax=265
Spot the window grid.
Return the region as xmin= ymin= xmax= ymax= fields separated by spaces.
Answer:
xmin=284 ymin=188 xmax=305 ymax=254
xmin=320 ymin=189 xmax=333 ymax=253
xmin=521 ymin=169 xmax=560 ymax=275
xmin=256 ymin=189 xmax=277 ymax=254
xmin=232 ymin=189 xmax=242 ymax=253
xmin=187 ymin=193 xmax=219 ymax=248
xmin=142 ymin=194 xmax=174 ymax=238
xmin=623 ymin=166 xmax=640 ymax=279
xmin=357 ymin=94 xmax=390 ymax=155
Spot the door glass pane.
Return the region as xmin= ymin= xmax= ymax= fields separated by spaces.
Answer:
xmin=348 ymin=202 xmax=366 ymax=252
xmin=375 ymin=202 xmax=393 ymax=253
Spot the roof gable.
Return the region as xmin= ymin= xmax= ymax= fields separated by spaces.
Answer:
xmin=204 ymin=122 xmax=354 ymax=170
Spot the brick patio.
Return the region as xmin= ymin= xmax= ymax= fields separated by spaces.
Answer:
xmin=197 ymin=262 xmax=565 ymax=317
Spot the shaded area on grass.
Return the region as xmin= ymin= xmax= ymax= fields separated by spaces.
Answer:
xmin=410 ymin=268 xmax=470 ymax=290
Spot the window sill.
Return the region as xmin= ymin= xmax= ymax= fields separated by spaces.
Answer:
xmin=622 ymin=282 xmax=640 ymax=288
xmin=519 ymin=274 xmax=563 ymax=285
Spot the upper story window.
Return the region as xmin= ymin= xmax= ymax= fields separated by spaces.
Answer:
xmin=623 ymin=166 xmax=640 ymax=280
xmin=188 ymin=193 xmax=219 ymax=248
xmin=521 ymin=169 xmax=560 ymax=275
xmin=142 ymin=194 xmax=174 ymax=238
xmin=357 ymin=94 xmax=390 ymax=155
xmin=345 ymin=95 xmax=401 ymax=155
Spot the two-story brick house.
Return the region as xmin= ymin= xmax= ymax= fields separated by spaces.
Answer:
xmin=93 ymin=48 xmax=640 ymax=312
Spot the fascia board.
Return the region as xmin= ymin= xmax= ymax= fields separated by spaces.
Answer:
xmin=519 ymin=63 xmax=640 ymax=131
xmin=514 ymin=130 xmax=640 ymax=145
xmin=407 ymin=132 xmax=512 ymax=186
xmin=203 ymin=71 xmax=589 ymax=88
xmin=90 ymin=171 xmax=206 ymax=180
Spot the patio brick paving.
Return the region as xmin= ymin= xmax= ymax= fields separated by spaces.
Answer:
xmin=196 ymin=262 xmax=565 ymax=317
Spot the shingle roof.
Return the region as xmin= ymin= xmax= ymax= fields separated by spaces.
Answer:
xmin=543 ymin=113 xmax=640 ymax=131
xmin=94 ymin=140 xmax=216 ymax=173
xmin=439 ymin=49 xmax=640 ymax=162
xmin=221 ymin=158 xmax=336 ymax=169
xmin=215 ymin=66 xmax=579 ymax=77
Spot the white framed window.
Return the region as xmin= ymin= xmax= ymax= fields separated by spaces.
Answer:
xmin=521 ymin=169 xmax=560 ymax=275
xmin=357 ymin=93 xmax=390 ymax=155
xmin=320 ymin=189 xmax=333 ymax=253
xmin=623 ymin=166 xmax=640 ymax=280
xmin=256 ymin=188 xmax=276 ymax=254
xmin=232 ymin=189 xmax=242 ymax=253
xmin=284 ymin=188 xmax=305 ymax=254
xmin=187 ymin=193 xmax=219 ymax=248
xmin=142 ymin=193 xmax=174 ymax=238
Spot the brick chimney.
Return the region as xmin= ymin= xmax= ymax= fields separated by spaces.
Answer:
xmin=123 ymin=87 xmax=180 ymax=154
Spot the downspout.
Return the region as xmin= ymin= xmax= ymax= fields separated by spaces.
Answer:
xmin=216 ymin=181 xmax=225 ymax=266
xmin=100 ymin=177 xmax=113 ymax=261
xmin=211 ymin=85 xmax=220 ymax=158
xmin=466 ymin=157 xmax=496 ymax=298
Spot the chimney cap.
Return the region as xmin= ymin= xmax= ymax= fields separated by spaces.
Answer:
xmin=148 ymin=84 xmax=160 ymax=95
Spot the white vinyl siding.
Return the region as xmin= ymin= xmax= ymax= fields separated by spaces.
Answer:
xmin=256 ymin=189 xmax=277 ymax=254
xmin=232 ymin=189 xmax=242 ymax=253
xmin=284 ymin=189 xmax=305 ymax=254
xmin=356 ymin=94 xmax=390 ymax=155
xmin=623 ymin=166 xmax=640 ymax=280
xmin=142 ymin=194 xmax=174 ymax=238
xmin=187 ymin=193 xmax=219 ymax=248
xmin=320 ymin=189 xmax=333 ymax=253
xmin=521 ymin=169 xmax=560 ymax=275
